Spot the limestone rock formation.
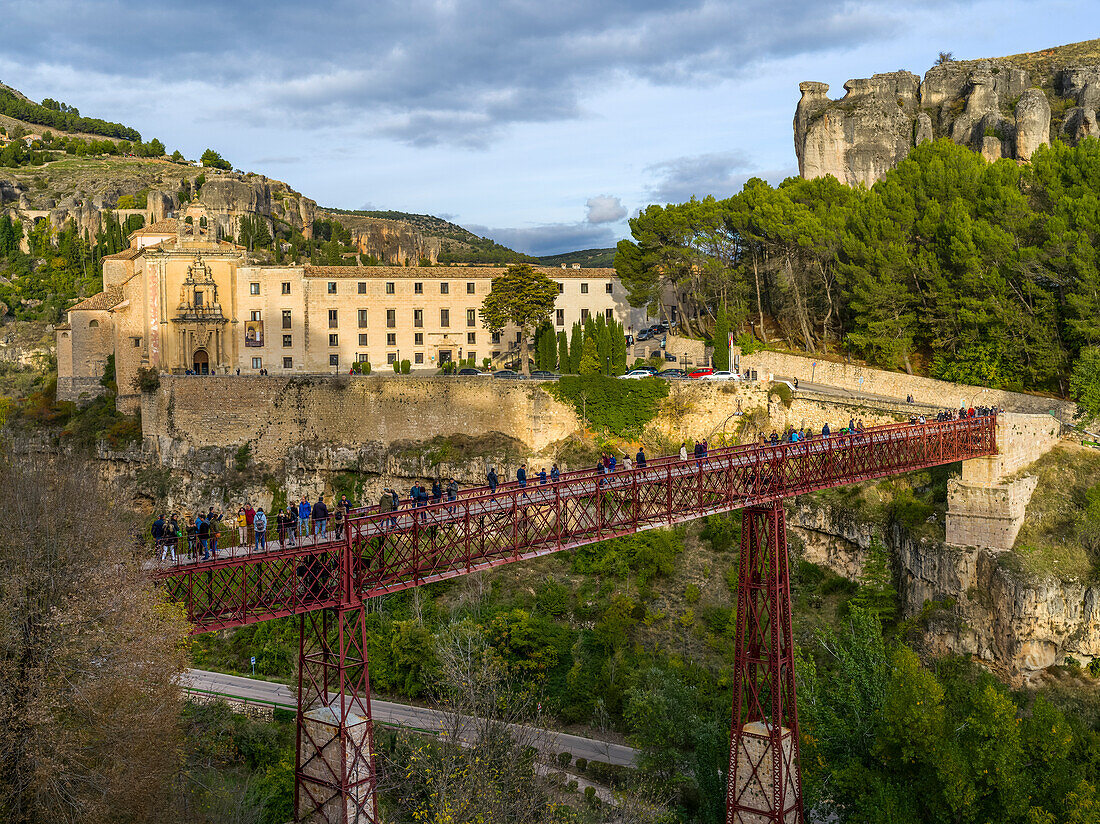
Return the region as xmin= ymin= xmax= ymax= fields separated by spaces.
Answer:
xmin=795 ymin=45 xmax=1100 ymax=186
xmin=348 ymin=217 xmax=441 ymax=265
xmin=1015 ymin=89 xmax=1051 ymax=160
xmin=794 ymin=72 xmax=920 ymax=187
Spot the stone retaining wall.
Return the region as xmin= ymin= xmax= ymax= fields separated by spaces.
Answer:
xmin=737 ymin=349 xmax=1076 ymax=421
xmin=142 ymin=376 xmax=579 ymax=464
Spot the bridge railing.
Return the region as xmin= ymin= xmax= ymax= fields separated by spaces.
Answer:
xmin=343 ymin=414 xmax=996 ymax=598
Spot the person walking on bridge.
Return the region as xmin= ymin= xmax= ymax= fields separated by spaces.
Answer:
xmin=236 ymin=507 xmax=247 ymax=546
xmin=244 ymin=502 xmax=255 ymax=544
xmin=313 ymin=495 xmax=329 ymax=537
xmin=636 ymin=447 xmax=646 ymax=469
xmin=517 ymin=465 xmax=527 ymax=488
xmin=550 ymin=463 xmax=560 ymax=482
xmin=679 ymin=442 xmax=688 ymax=461
xmin=298 ymin=497 xmax=311 ymax=542
xmin=487 ymin=467 xmax=498 ymax=493
xmin=254 ymin=508 xmax=267 ymax=552
xmin=152 ymin=514 xmax=165 ymax=558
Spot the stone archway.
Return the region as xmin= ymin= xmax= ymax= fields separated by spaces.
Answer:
xmin=193 ymin=348 xmax=210 ymax=374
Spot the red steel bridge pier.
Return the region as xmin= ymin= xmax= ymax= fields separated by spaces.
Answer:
xmin=727 ymin=502 xmax=801 ymax=824
xmin=156 ymin=415 xmax=998 ymax=824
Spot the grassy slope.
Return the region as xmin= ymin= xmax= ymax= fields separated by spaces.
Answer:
xmin=1008 ymin=443 xmax=1100 ymax=581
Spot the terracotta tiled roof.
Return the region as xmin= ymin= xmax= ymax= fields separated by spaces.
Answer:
xmin=130 ymin=218 xmax=179 ymax=235
xmin=301 ymin=265 xmax=616 ymax=279
xmin=69 ymin=286 xmax=124 ymax=312
xmin=56 ymin=323 xmax=71 ymax=331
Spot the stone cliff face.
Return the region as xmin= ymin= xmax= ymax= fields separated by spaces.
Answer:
xmin=789 ymin=499 xmax=1100 ymax=679
xmin=795 ymin=47 xmax=1100 ymax=185
xmin=323 ymin=214 xmax=441 ymax=265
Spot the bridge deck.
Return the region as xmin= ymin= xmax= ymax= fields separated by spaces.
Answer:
xmin=155 ymin=415 xmax=997 ymax=632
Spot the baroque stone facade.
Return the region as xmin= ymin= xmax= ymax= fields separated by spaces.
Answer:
xmin=57 ymin=204 xmax=649 ymax=412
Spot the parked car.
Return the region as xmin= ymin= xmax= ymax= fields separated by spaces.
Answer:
xmin=633 ymin=365 xmax=658 ymax=374
xmin=636 ymin=329 xmax=653 ymax=342
xmin=704 ymin=370 xmax=740 ymax=382
xmin=619 ymin=369 xmax=657 ymax=380
xmin=658 ymin=369 xmax=687 ymax=380
xmin=529 ymin=370 xmax=560 ymax=379
xmin=457 ymin=368 xmax=487 ymax=376
xmin=688 ymin=368 xmax=714 ymax=379
xmin=492 ymin=369 xmax=519 ymax=379
xmin=664 ymin=352 xmax=678 ymax=362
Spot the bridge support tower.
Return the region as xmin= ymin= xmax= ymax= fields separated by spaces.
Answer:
xmin=727 ymin=501 xmax=803 ymax=824
xmin=295 ymin=605 xmax=380 ymax=824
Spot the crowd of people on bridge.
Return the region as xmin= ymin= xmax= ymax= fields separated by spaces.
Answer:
xmin=152 ymin=403 xmax=999 ymax=563
xmin=152 ymin=494 xmax=354 ymax=561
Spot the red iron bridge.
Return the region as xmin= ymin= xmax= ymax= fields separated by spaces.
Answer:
xmin=154 ymin=414 xmax=998 ymax=824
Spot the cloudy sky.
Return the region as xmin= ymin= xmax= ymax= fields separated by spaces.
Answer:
xmin=1 ymin=1 xmax=1095 ymax=254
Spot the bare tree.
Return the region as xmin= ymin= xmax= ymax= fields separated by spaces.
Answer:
xmin=936 ymin=51 xmax=954 ymax=65
xmin=0 ymin=453 xmax=190 ymax=824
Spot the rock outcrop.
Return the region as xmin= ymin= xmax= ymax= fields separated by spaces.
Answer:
xmin=794 ymin=72 xmax=921 ymax=187
xmin=338 ymin=216 xmax=441 ymax=265
xmin=789 ymin=499 xmax=1100 ymax=678
xmin=795 ymin=44 xmax=1100 ymax=185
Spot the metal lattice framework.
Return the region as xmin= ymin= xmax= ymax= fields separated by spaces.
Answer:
xmin=152 ymin=414 xmax=997 ymax=824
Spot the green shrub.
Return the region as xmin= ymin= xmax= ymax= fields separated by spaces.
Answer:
xmin=768 ymin=382 xmax=792 ymax=407
xmin=548 ymin=375 xmax=668 ymax=437
xmin=1089 ymin=658 xmax=1100 ymax=677
xmin=400 ymin=359 xmax=411 ymax=374
xmin=583 ymin=786 xmax=597 ymax=804
xmin=130 ymin=366 xmax=160 ymax=393
xmin=685 ymin=583 xmax=700 ymax=604
xmin=557 ymin=751 xmax=572 ymax=769
xmin=575 ymin=757 xmax=588 ymax=773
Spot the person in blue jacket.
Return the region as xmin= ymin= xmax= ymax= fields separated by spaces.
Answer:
xmin=298 ymin=496 xmax=312 ymax=540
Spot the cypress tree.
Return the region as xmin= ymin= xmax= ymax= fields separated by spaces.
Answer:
xmin=557 ymin=331 xmax=569 ymax=374
xmin=568 ymin=322 xmax=584 ymax=373
xmin=579 ymin=336 xmax=600 ymax=375
xmin=713 ymin=307 xmax=730 ymax=371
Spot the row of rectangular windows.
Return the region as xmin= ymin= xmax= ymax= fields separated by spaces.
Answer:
xmin=251 ymin=352 xmax=479 ymax=369
xmin=251 ymin=306 xmax=614 ymax=329
xmin=276 ymin=332 xmax=481 ymax=347
xmin=247 ymin=281 xmax=615 ymax=296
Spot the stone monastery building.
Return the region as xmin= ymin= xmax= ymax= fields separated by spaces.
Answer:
xmin=57 ymin=204 xmax=648 ymax=412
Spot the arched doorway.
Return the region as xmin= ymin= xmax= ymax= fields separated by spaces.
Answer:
xmin=192 ymin=348 xmax=210 ymax=374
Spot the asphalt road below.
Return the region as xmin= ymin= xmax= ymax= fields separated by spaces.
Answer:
xmin=184 ymin=668 xmax=638 ymax=767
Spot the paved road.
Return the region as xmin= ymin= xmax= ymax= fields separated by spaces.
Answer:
xmin=184 ymin=668 xmax=638 ymax=767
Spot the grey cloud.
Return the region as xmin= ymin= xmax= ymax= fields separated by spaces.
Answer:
xmin=586 ymin=195 xmax=627 ymax=224
xmin=2 ymin=0 xmax=914 ymax=147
